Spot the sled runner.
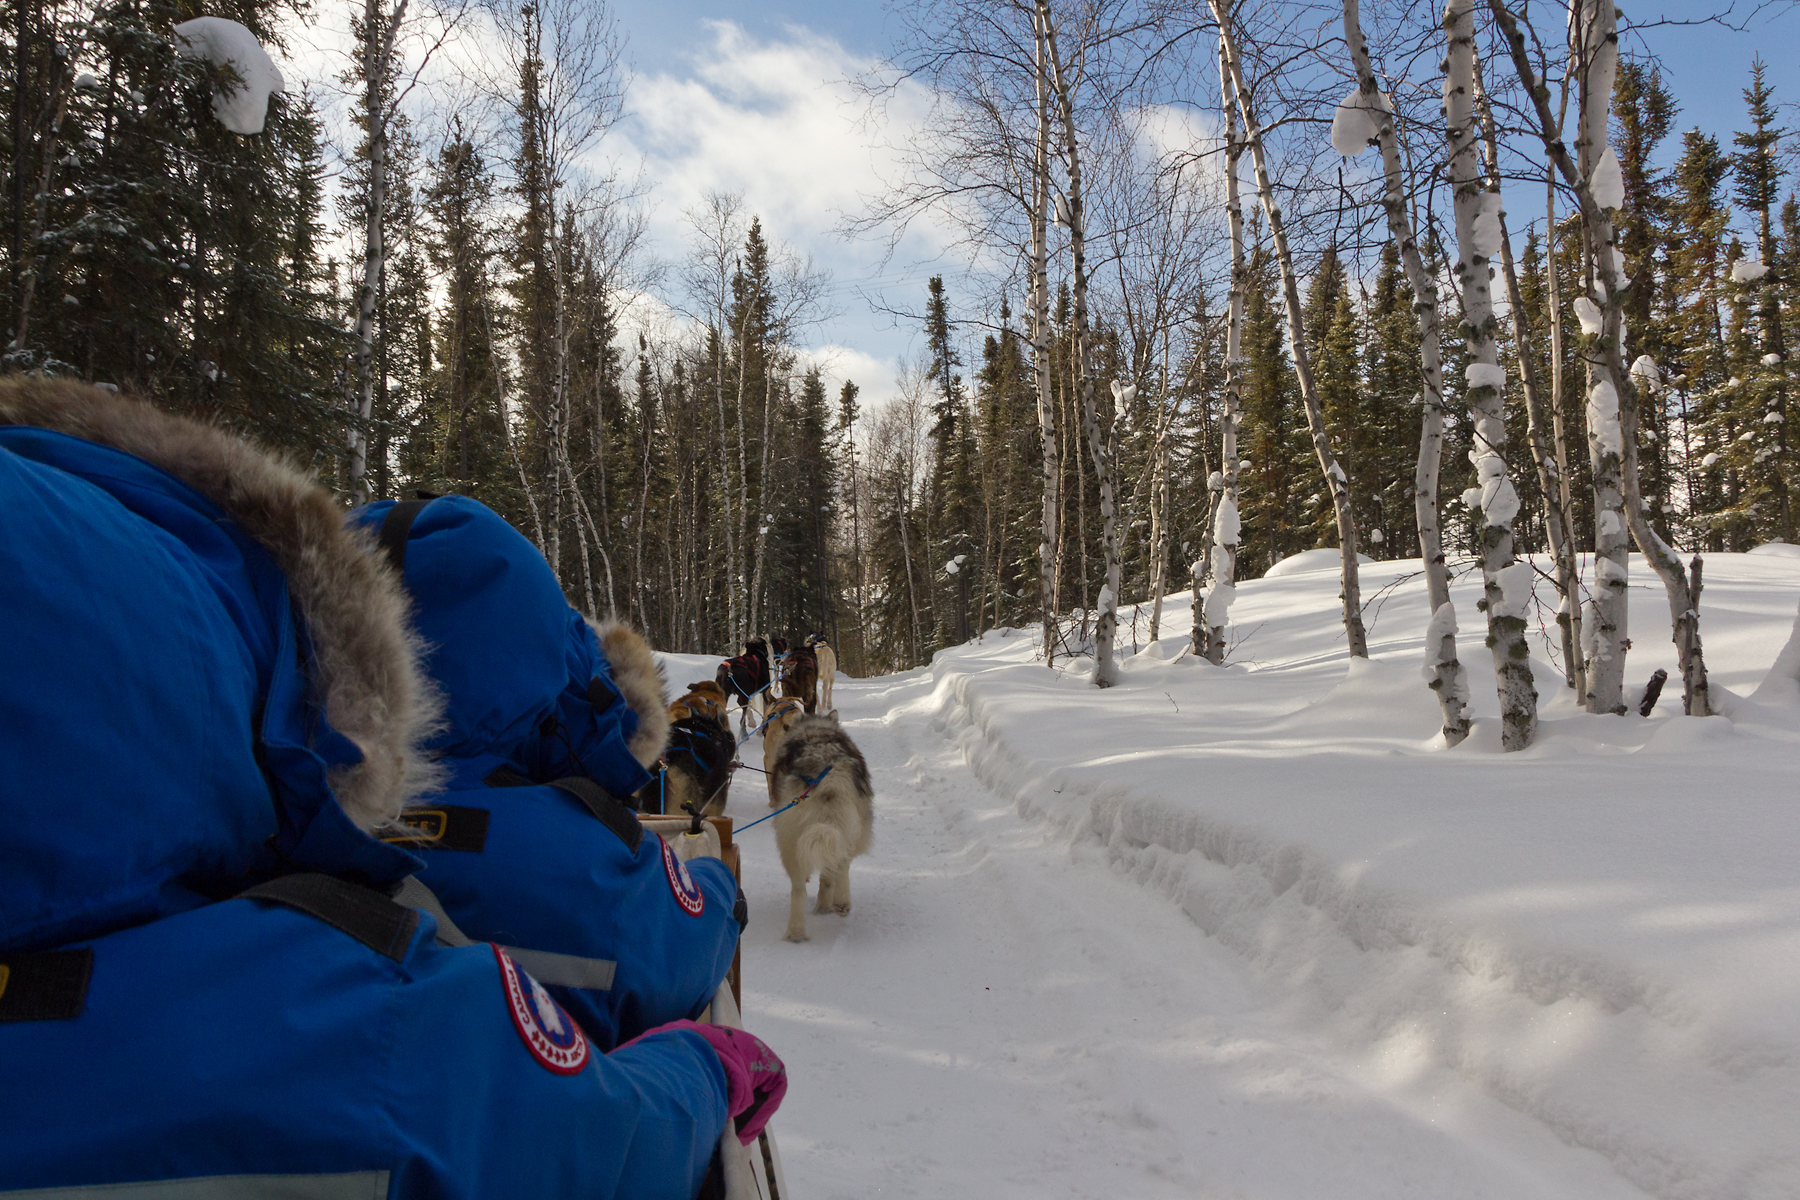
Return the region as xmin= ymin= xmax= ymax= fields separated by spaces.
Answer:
xmin=639 ymin=813 xmax=789 ymax=1200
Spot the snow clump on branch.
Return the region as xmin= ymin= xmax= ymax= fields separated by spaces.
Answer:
xmin=1574 ymin=296 xmax=1603 ymax=336
xmin=174 ymin=17 xmax=285 ymax=135
xmin=1732 ymin=259 xmax=1770 ymax=283
xmin=1110 ymin=380 xmax=1136 ymax=424
xmin=1329 ymin=85 xmax=1390 ymax=156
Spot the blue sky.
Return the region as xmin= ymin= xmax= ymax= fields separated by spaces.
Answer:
xmin=596 ymin=2 xmax=1800 ymax=407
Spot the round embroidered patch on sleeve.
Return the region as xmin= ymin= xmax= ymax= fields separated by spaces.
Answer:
xmin=659 ymin=834 xmax=706 ymax=917
xmin=494 ymin=946 xmax=590 ymax=1074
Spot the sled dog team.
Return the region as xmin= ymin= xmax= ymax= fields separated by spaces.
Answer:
xmin=0 ymin=376 xmax=870 ymax=1199
xmin=675 ymin=629 xmax=873 ymax=943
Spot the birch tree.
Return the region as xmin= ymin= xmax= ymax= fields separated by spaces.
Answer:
xmin=346 ymin=0 xmax=410 ymax=503
xmin=1029 ymin=6 xmax=1060 ymax=667
xmin=1199 ymin=38 xmax=1245 ymax=666
xmin=1443 ymin=0 xmax=1535 ymax=748
xmin=1475 ymin=73 xmax=1587 ymax=701
xmin=1340 ymin=0 xmax=1468 ymax=738
xmin=1040 ymin=0 xmax=1125 ymax=686
xmin=1214 ymin=0 xmax=1368 ymax=658
xmin=1488 ymin=0 xmax=1711 ymax=715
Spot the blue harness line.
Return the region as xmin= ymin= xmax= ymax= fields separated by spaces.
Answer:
xmin=736 ymin=763 xmax=835 ymax=833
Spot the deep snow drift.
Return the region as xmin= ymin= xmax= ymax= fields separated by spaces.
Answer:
xmin=662 ymin=550 xmax=1800 ymax=1199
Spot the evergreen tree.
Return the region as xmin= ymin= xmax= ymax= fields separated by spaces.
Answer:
xmin=1731 ymin=58 xmax=1791 ymax=540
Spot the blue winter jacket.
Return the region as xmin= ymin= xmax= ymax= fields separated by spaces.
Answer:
xmin=404 ymin=754 xmax=742 ymax=1048
xmin=350 ymin=496 xmax=653 ymax=796
xmin=0 ymin=425 xmax=412 ymax=954
xmin=348 ymin=497 xmax=741 ymax=1047
xmin=0 ymin=381 xmax=733 ymax=1199
xmin=0 ymin=881 xmax=727 ymax=1199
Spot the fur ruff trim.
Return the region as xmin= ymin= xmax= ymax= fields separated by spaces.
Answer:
xmin=590 ymin=618 xmax=670 ymax=769
xmin=0 ymin=376 xmax=443 ymax=830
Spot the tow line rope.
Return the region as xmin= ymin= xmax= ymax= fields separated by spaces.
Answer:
xmin=736 ymin=763 xmax=835 ymax=833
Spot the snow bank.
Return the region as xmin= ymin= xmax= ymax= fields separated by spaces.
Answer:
xmin=922 ymin=550 xmax=1800 ymax=1199
xmin=173 ymin=17 xmax=285 ymax=135
xmin=1261 ymin=547 xmax=1370 ymax=578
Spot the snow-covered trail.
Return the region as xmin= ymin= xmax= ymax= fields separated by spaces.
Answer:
xmin=723 ymin=667 xmax=1649 ymax=1200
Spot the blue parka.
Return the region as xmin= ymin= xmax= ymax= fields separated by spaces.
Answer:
xmin=349 ymin=497 xmax=742 ymax=1047
xmin=0 ymin=379 xmax=731 ymax=1200
xmin=0 ymin=882 xmax=727 ymax=1199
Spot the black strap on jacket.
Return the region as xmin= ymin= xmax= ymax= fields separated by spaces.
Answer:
xmin=0 ymin=948 xmax=93 ymax=1022
xmin=375 ymin=496 xmax=433 ymax=575
xmin=485 ymin=765 xmax=644 ymax=852
xmin=239 ymin=874 xmax=420 ymax=963
xmin=547 ymin=777 xmax=644 ymax=853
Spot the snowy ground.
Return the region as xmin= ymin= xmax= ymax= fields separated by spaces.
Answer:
xmin=656 ymin=550 xmax=1800 ymax=1200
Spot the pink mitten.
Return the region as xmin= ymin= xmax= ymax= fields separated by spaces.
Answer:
xmin=628 ymin=1020 xmax=787 ymax=1144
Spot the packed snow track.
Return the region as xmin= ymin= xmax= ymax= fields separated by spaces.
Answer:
xmin=694 ymin=667 xmax=1652 ymax=1199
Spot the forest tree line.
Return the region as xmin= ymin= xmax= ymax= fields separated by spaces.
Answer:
xmin=3 ymin=0 xmax=1797 ymax=721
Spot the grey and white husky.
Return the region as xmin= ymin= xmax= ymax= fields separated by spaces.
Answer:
xmin=770 ymin=713 xmax=873 ymax=942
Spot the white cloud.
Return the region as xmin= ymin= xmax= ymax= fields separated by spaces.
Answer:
xmin=794 ymin=344 xmax=903 ymax=412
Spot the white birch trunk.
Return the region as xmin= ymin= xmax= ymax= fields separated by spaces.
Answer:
xmin=1445 ymin=0 xmax=1535 ymax=748
xmin=1031 ymin=8 xmax=1060 ymax=668
xmin=1543 ymin=168 xmax=1589 ymax=701
xmin=1204 ymin=37 xmax=1245 ymax=667
xmin=1342 ymin=0 xmax=1468 ymax=735
xmin=1216 ymin=5 xmax=1368 ymax=658
xmin=346 ymin=0 xmax=407 ymax=504
xmin=480 ymin=282 xmax=546 ymax=552
xmin=1041 ymin=3 xmax=1123 ymax=687
xmin=1480 ymin=75 xmax=1588 ymax=702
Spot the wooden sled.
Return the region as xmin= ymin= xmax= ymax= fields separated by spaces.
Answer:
xmin=641 ymin=815 xmax=789 ymax=1200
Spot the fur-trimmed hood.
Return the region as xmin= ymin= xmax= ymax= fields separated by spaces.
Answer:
xmin=348 ymin=495 xmax=669 ymax=795
xmin=591 ymin=618 xmax=671 ymax=771
xmin=0 ymin=376 xmax=441 ymax=832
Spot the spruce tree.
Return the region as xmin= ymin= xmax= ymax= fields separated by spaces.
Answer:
xmin=1731 ymin=58 xmax=1790 ymax=541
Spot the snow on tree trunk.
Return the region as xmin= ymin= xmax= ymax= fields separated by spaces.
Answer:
xmin=1203 ymin=39 xmax=1245 ymax=668
xmin=1484 ymin=94 xmax=1586 ymax=702
xmin=1216 ymin=5 xmax=1367 ymax=659
xmin=1444 ymin=0 xmax=1535 ymax=749
xmin=1042 ymin=3 xmax=1123 ymax=687
xmin=1031 ymin=8 xmax=1059 ymax=668
xmin=1568 ymin=0 xmax=1632 ymax=713
xmin=1342 ymin=0 xmax=1467 ymax=740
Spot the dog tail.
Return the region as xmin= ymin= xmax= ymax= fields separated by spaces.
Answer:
xmin=795 ymin=822 xmax=849 ymax=872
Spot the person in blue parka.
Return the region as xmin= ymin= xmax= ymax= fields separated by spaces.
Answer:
xmin=348 ymin=495 xmax=744 ymax=1048
xmin=0 ymin=377 xmax=780 ymax=1200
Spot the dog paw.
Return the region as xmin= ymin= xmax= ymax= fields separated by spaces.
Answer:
xmin=833 ymin=902 xmax=851 ymax=915
xmin=784 ymin=931 xmax=810 ymax=943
